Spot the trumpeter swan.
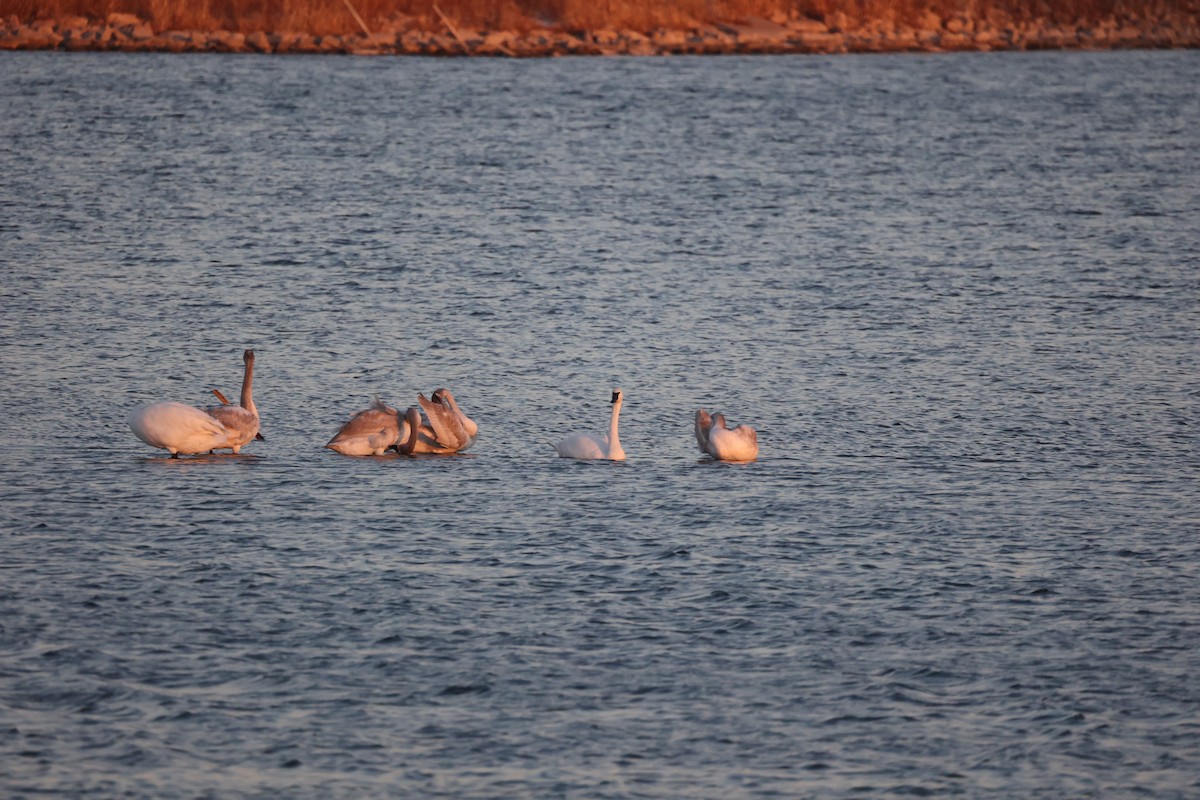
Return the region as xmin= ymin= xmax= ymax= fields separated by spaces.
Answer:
xmin=129 ymin=401 xmax=233 ymax=457
xmin=555 ymin=389 xmax=626 ymax=461
xmin=695 ymin=408 xmax=758 ymax=462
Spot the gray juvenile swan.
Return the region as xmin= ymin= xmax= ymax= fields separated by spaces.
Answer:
xmin=326 ymin=397 xmax=402 ymax=456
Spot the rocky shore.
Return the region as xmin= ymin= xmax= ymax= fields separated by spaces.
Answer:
xmin=2 ymin=11 xmax=1197 ymax=56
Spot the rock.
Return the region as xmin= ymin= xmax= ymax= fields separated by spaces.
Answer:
xmin=651 ymin=28 xmax=686 ymax=47
xmin=245 ymin=31 xmax=270 ymax=52
xmin=107 ymin=12 xmax=141 ymax=28
xmin=218 ymin=31 xmax=247 ymax=51
xmin=317 ymin=35 xmax=347 ymax=53
xmin=591 ymin=28 xmax=620 ymax=45
xmin=723 ymin=15 xmax=790 ymax=44
xmin=824 ymin=11 xmax=849 ymax=33
xmin=128 ymin=23 xmax=154 ymax=41
xmin=891 ymin=26 xmax=920 ymax=49
xmin=397 ymin=32 xmax=425 ymax=53
xmin=4 ymin=24 xmax=47 ymax=49
xmin=790 ymin=17 xmax=829 ymax=35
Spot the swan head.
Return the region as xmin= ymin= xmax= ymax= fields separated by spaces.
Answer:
xmin=243 ymin=349 xmax=255 ymax=364
xmin=611 ymin=388 xmax=622 ymax=404
xmin=712 ymin=413 xmax=727 ymax=429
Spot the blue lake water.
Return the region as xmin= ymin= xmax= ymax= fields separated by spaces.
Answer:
xmin=1 ymin=49 xmax=1198 ymax=797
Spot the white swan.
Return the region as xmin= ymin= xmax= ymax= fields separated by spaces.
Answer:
xmin=431 ymin=388 xmax=478 ymax=450
xmin=204 ymin=349 xmax=261 ymax=454
xmin=555 ymin=388 xmax=626 ymax=461
xmin=695 ymin=408 xmax=758 ymax=462
xmin=326 ymin=397 xmax=401 ymax=456
xmin=129 ymin=401 xmax=233 ymax=457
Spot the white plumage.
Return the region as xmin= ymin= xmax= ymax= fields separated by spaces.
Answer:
xmin=556 ymin=388 xmax=626 ymax=461
xmin=695 ymin=408 xmax=758 ymax=462
xmin=129 ymin=401 xmax=233 ymax=457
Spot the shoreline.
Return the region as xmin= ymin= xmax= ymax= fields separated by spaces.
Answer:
xmin=3 ymin=12 xmax=1197 ymax=56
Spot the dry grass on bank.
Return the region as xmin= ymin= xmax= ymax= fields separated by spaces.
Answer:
xmin=2 ymin=0 xmax=1194 ymax=35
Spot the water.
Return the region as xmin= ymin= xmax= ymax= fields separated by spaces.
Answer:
xmin=1 ymin=49 xmax=1198 ymax=798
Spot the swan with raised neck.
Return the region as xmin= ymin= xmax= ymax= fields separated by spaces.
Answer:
xmin=555 ymin=388 xmax=625 ymax=461
xmin=205 ymin=349 xmax=262 ymax=453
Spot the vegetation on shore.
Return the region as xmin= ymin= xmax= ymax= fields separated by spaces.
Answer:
xmin=1 ymin=0 xmax=1195 ymax=54
xmin=4 ymin=0 xmax=1196 ymax=36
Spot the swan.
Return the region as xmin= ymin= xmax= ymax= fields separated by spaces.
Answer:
xmin=555 ymin=388 xmax=626 ymax=461
xmin=326 ymin=397 xmax=402 ymax=456
xmin=129 ymin=401 xmax=233 ymax=457
xmin=399 ymin=392 xmax=470 ymax=454
xmin=431 ymin=388 xmax=478 ymax=450
xmin=204 ymin=349 xmax=262 ymax=454
xmin=695 ymin=408 xmax=758 ymax=462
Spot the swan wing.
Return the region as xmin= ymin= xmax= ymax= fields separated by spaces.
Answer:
xmin=708 ymin=424 xmax=759 ymax=462
xmin=206 ymin=404 xmax=260 ymax=443
xmin=327 ymin=407 xmax=400 ymax=447
xmin=419 ymin=393 xmax=467 ymax=451
xmin=555 ymin=433 xmax=607 ymax=460
xmin=129 ymin=401 xmax=232 ymax=454
xmin=434 ymin=388 xmax=479 ymax=445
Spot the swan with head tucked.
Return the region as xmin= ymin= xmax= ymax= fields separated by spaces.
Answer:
xmin=204 ymin=349 xmax=262 ymax=454
xmin=326 ymin=397 xmax=402 ymax=456
xmin=695 ymin=408 xmax=758 ymax=462
xmin=555 ymin=389 xmax=626 ymax=461
xmin=129 ymin=401 xmax=234 ymax=457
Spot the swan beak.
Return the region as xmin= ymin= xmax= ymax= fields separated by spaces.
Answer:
xmin=255 ymin=432 xmax=265 ymax=441
xmin=611 ymin=390 xmax=620 ymax=403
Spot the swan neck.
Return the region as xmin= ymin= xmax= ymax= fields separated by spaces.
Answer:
xmin=608 ymin=397 xmax=622 ymax=449
xmin=399 ymin=408 xmax=421 ymax=455
xmin=240 ymin=355 xmax=256 ymax=416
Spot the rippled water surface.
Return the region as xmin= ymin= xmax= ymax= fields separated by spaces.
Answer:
xmin=2 ymin=50 xmax=1199 ymax=798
